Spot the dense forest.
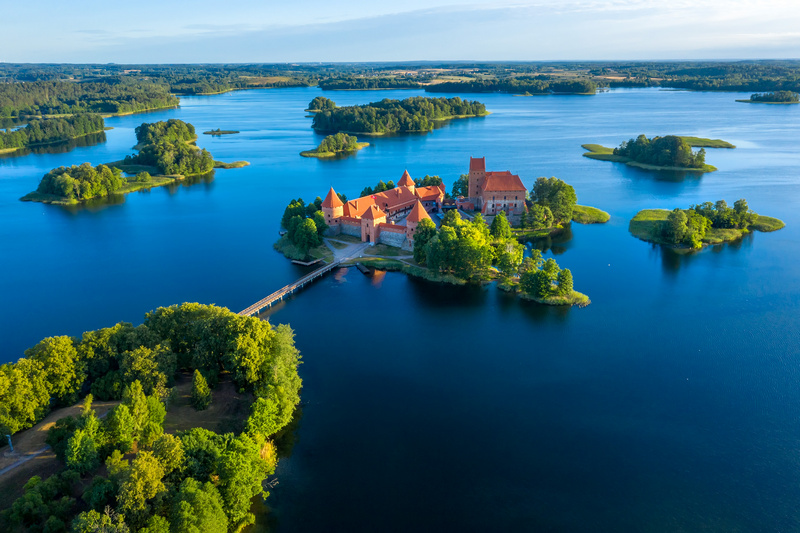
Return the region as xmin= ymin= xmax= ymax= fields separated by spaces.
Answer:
xmin=280 ymin=198 xmax=328 ymax=256
xmin=614 ymin=135 xmax=706 ymax=169
xmin=308 ymin=133 xmax=361 ymax=155
xmin=311 ymin=96 xmax=487 ymax=135
xmin=426 ymin=77 xmax=597 ymax=95
xmin=0 ymin=114 xmax=104 ymax=150
xmin=749 ymin=91 xmax=799 ymax=103
xmin=126 ymin=119 xmax=214 ymax=176
xmin=0 ymin=303 xmax=301 ymax=532
xmin=319 ymin=76 xmax=423 ymax=90
xmin=36 ymin=163 xmax=125 ymax=201
xmin=0 ymin=79 xmax=178 ymax=117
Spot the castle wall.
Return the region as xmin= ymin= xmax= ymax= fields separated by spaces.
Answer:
xmin=378 ymin=230 xmax=407 ymax=248
xmin=340 ymin=220 xmax=361 ymax=238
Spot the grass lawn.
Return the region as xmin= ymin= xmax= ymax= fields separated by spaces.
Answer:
xmin=572 ymin=204 xmax=610 ymax=224
xmin=363 ymin=244 xmax=406 ymax=257
xmin=274 ymin=235 xmax=334 ymax=263
xmin=163 ymin=373 xmax=252 ymax=435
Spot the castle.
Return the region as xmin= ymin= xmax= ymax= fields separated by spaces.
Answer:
xmin=321 ymin=158 xmax=527 ymax=248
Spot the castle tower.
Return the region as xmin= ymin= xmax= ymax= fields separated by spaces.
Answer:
xmin=398 ymin=169 xmax=415 ymax=193
xmin=405 ymin=200 xmax=431 ymax=242
xmin=361 ymin=204 xmax=387 ymax=244
xmin=468 ymin=157 xmax=486 ymax=208
xmin=321 ymin=186 xmax=344 ymax=227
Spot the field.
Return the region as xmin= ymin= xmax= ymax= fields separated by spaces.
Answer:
xmin=572 ymin=204 xmax=610 ymax=224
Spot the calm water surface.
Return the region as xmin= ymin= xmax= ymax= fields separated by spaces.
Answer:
xmin=1 ymin=88 xmax=798 ymax=531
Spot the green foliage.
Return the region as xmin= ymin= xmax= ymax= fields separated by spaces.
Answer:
xmin=314 ymin=132 xmax=359 ymax=153
xmin=36 ymin=163 xmax=125 ymax=201
xmin=25 ymin=335 xmax=84 ymax=405
xmin=3 ymin=471 xmax=77 ymax=532
xmin=490 ymin=211 xmax=512 ymax=240
xmin=191 ymin=369 xmax=212 ymax=411
xmin=294 ymin=218 xmax=322 ymax=255
xmin=119 ymin=345 xmax=174 ymax=398
xmin=414 ymin=175 xmax=443 ymax=188
xmin=426 ymin=77 xmax=597 ymax=95
xmin=312 ymin=96 xmax=487 ymax=135
xmin=319 ymin=77 xmax=422 ymax=90
xmin=451 ymin=174 xmax=469 ymax=198
xmin=749 ymin=91 xmax=799 ymax=103
xmin=65 ymin=428 xmax=99 ymax=474
xmin=0 ymin=114 xmax=104 ymax=150
xmin=116 ymin=451 xmax=166 ymax=526
xmin=134 ymin=171 xmax=152 ymax=183
xmin=495 ymin=240 xmax=525 ymax=280
xmin=171 ymin=478 xmax=228 ymax=533
xmin=135 ymin=119 xmax=196 ymax=145
xmin=531 ymin=177 xmax=577 ymax=225
xmin=614 ymin=134 xmax=707 ymax=169
xmin=151 ymin=433 xmax=185 ymax=475
xmin=520 ymin=256 xmax=574 ymax=299
xmin=0 ymin=357 xmax=51 ymax=434
xmin=306 ymin=96 xmax=336 ymax=111
xmin=82 ymin=476 xmax=116 ymax=512
xmin=654 ymin=199 xmax=759 ymax=248
xmin=70 ymin=509 xmax=130 ymax=533
xmin=360 ymin=179 xmax=395 ymax=197
xmin=413 ymin=218 xmax=438 ymax=264
xmin=525 ymin=204 xmax=553 ymax=229
xmin=139 ymin=515 xmax=170 ymax=533
xmin=426 ymin=214 xmax=493 ymax=281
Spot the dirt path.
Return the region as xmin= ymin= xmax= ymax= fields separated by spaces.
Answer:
xmin=323 ymin=238 xmax=370 ymax=261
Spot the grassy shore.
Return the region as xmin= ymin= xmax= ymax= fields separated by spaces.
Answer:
xmin=582 ymin=144 xmax=718 ymax=172
xmin=203 ymin=130 xmax=240 ymax=135
xmin=0 ymin=128 xmax=107 ymax=156
xmin=0 ymin=147 xmax=20 ymax=154
xmin=735 ymin=99 xmax=799 ymax=105
xmin=20 ymin=175 xmax=182 ymax=205
xmin=345 ymin=257 xmax=467 ymax=286
xmin=498 ymin=280 xmax=590 ymax=307
xmin=572 ymin=204 xmax=610 ymax=224
xmin=679 ymin=136 xmax=736 ymax=149
xmin=629 ymin=209 xmax=785 ymax=248
xmin=273 ymin=235 xmax=334 ymax=263
xmin=300 ymin=142 xmax=369 ymax=158
xmin=213 ymin=160 xmax=250 ymax=169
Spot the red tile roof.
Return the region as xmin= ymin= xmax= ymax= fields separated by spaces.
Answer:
xmin=362 ymin=204 xmax=387 ymax=220
xmin=415 ymin=185 xmax=444 ymax=202
xmin=344 ymin=197 xmax=376 ymax=217
xmin=406 ymin=200 xmax=431 ymax=223
xmin=321 ymin=187 xmax=343 ymax=208
xmin=373 ymin=186 xmax=418 ymax=210
xmin=482 ymin=171 xmax=526 ymax=192
xmin=398 ymin=170 xmax=415 ymax=187
xmin=470 ymin=157 xmax=485 ymax=172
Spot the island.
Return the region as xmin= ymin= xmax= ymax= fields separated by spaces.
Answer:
xmin=736 ymin=91 xmax=800 ymax=104
xmin=310 ymin=96 xmax=489 ymax=136
xmin=21 ymin=119 xmax=247 ymax=205
xmin=276 ymin=159 xmax=592 ymax=307
xmin=300 ymin=133 xmax=369 ymax=158
xmin=0 ymin=114 xmax=105 ymax=155
xmin=582 ymin=135 xmax=735 ymax=172
xmin=0 ymin=302 xmax=302 ymax=533
xmin=203 ymin=128 xmax=240 ymax=135
xmin=629 ymin=199 xmax=784 ymax=249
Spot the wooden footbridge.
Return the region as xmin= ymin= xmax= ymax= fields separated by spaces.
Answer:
xmin=239 ymin=242 xmax=369 ymax=317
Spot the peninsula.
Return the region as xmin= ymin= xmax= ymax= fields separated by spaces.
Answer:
xmin=0 ymin=114 xmax=105 ymax=155
xmin=300 ymin=133 xmax=369 ymax=158
xmin=276 ymin=159 xmax=591 ymax=307
xmin=629 ymin=199 xmax=784 ymax=249
xmin=310 ymin=96 xmax=489 ymax=136
xmin=582 ymin=135 xmax=734 ymax=172
xmin=0 ymin=302 xmax=302 ymax=533
xmin=736 ymin=91 xmax=799 ymax=104
xmin=21 ymin=119 xmax=247 ymax=205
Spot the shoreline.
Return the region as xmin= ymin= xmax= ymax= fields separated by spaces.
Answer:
xmin=582 ymin=144 xmax=718 ymax=173
xmin=0 ymin=128 xmax=107 ymax=155
xmin=300 ymin=142 xmax=369 ymax=158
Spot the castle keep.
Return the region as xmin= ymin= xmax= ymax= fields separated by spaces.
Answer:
xmin=466 ymin=157 xmax=527 ymax=224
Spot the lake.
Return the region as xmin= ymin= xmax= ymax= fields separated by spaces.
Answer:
xmin=1 ymin=87 xmax=798 ymax=531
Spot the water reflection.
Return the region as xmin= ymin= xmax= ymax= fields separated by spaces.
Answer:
xmin=0 ymin=131 xmax=107 ymax=159
xmin=525 ymin=225 xmax=573 ymax=255
xmin=653 ymin=232 xmax=755 ymax=275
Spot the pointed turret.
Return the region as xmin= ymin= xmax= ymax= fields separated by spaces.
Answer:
xmin=398 ymin=170 xmax=415 ymax=189
xmin=321 ymin=186 xmax=344 ymax=208
xmin=406 ymin=200 xmax=431 ymax=224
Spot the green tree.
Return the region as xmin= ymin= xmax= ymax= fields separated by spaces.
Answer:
xmin=451 ymin=174 xmax=469 ymax=198
xmin=139 ymin=515 xmax=170 ymax=533
xmin=412 ymin=218 xmax=437 ymax=264
xmin=171 ymin=478 xmax=228 ymax=533
xmin=311 ymin=210 xmax=328 ymax=236
xmin=490 ymin=211 xmax=512 ymax=240
xmin=70 ymin=509 xmax=129 ymax=533
xmin=664 ymin=209 xmax=688 ymax=244
xmin=191 ymin=369 xmax=211 ymax=411
xmin=293 ymin=218 xmax=320 ymax=254
xmin=531 ymin=177 xmax=577 ymax=225
xmin=122 ymin=381 xmax=149 ymax=440
xmin=117 ymin=451 xmax=166 ymax=525
xmin=24 ymin=335 xmax=84 ymax=405
xmin=151 ymin=433 xmax=185 ymax=475
xmin=0 ymin=358 xmax=51 ymax=434
xmin=106 ymin=404 xmax=135 ymax=453
xmin=65 ymin=428 xmax=99 ymax=474
xmin=556 ymin=269 xmax=574 ymax=296
xmin=496 ymin=240 xmax=524 ymax=279
xmin=527 ymin=204 xmax=553 ymax=229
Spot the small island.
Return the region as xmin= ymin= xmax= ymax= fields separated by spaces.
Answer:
xmin=583 ymin=135 xmax=734 ymax=173
xmin=629 ymin=199 xmax=784 ymax=249
xmin=0 ymin=114 xmax=105 ymax=155
xmin=21 ymin=119 xmax=246 ymax=205
xmin=736 ymin=91 xmax=799 ymax=104
xmin=310 ymin=96 xmax=489 ymax=136
xmin=300 ymin=133 xmax=369 ymax=158
xmin=203 ymin=128 xmax=240 ymax=135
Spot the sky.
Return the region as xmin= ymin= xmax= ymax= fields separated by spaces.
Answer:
xmin=2 ymin=0 xmax=799 ymax=63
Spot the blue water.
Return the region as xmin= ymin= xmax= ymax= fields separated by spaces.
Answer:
xmin=1 ymin=88 xmax=799 ymax=531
